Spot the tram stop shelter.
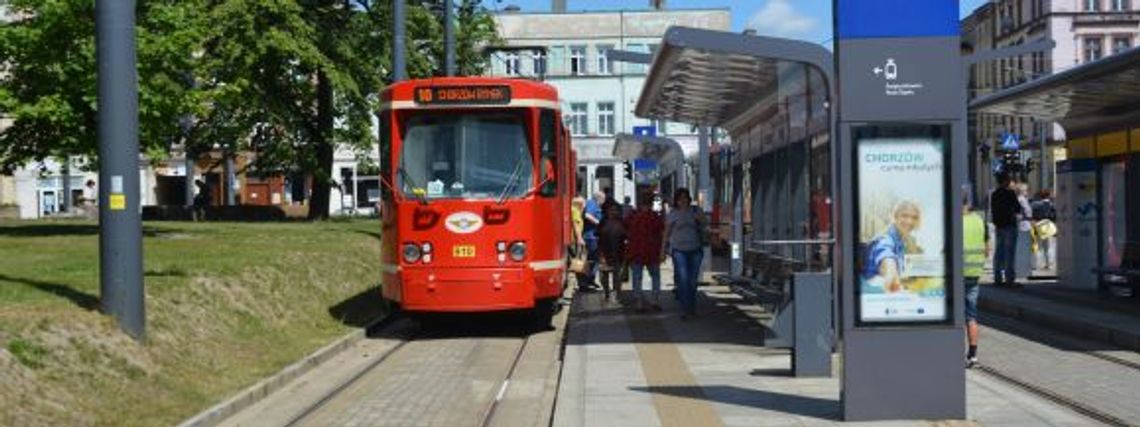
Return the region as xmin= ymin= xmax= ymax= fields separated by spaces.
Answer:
xmin=633 ymin=26 xmax=836 ymax=377
xmin=971 ymin=47 xmax=1140 ymax=294
xmin=635 ymin=26 xmax=835 ymax=280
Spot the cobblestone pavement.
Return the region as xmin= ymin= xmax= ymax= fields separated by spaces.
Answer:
xmin=216 ymin=304 xmax=568 ymax=427
xmin=555 ymin=281 xmax=1107 ymax=427
xmin=976 ymin=311 xmax=1140 ymax=425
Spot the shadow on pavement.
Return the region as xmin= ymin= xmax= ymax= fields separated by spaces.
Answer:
xmin=628 ymin=385 xmax=839 ymax=420
xmin=567 ymin=287 xmax=769 ymax=346
xmin=328 ymin=285 xmax=389 ymax=329
xmin=0 ymin=274 xmax=100 ymax=311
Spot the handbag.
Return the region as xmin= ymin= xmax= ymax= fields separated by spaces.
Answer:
xmin=569 ymin=254 xmax=587 ymax=274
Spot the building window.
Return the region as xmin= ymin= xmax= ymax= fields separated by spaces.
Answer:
xmin=1113 ymin=36 xmax=1132 ymax=54
xmin=1112 ymin=0 xmax=1130 ymax=10
xmin=596 ymin=44 xmax=614 ymax=75
xmin=655 ymin=119 xmax=668 ymax=136
xmin=1084 ymin=36 xmax=1104 ymax=62
xmin=569 ymin=103 xmax=588 ymax=136
xmin=597 ymin=102 xmax=615 ymax=136
xmin=1085 ymin=0 xmax=1101 ymax=11
xmin=570 ymin=46 xmax=586 ymax=75
xmin=505 ymin=53 xmax=520 ymax=76
xmin=533 ymin=52 xmax=547 ymax=76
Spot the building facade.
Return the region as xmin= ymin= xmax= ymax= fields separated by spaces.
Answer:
xmin=964 ymin=0 xmax=1140 ymax=198
xmin=488 ymin=8 xmax=731 ymax=203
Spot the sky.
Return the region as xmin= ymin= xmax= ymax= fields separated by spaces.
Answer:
xmin=482 ymin=0 xmax=993 ymax=46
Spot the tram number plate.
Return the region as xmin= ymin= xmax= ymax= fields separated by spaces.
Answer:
xmin=452 ymin=245 xmax=476 ymax=258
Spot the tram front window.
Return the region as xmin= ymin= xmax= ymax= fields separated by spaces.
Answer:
xmin=399 ymin=112 xmax=533 ymax=200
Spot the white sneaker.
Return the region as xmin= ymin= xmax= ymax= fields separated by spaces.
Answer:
xmin=966 ymin=356 xmax=978 ymax=368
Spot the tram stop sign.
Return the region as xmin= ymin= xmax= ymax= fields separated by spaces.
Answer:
xmin=836 ymin=0 xmax=967 ymax=421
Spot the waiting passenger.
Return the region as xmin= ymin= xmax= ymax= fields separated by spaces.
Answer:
xmin=625 ymin=194 xmax=665 ymax=312
xmin=597 ymin=203 xmax=628 ymax=303
xmin=664 ymin=188 xmax=707 ymax=319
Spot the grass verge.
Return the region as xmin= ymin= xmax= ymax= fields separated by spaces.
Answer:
xmin=0 ymin=219 xmax=383 ymax=426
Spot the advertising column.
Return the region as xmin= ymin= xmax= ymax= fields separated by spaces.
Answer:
xmin=835 ymin=0 xmax=966 ymax=420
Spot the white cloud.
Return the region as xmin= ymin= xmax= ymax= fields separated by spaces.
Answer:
xmin=747 ymin=0 xmax=818 ymax=38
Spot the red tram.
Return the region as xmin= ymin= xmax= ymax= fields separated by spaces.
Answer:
xmin=376 ymin=78 xmax=575 ymax=326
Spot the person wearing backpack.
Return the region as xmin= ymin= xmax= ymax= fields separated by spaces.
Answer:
xmin=597 ymin=203 xmax=628 ymax=303
xmin=664 ymin=188 xmax=707 ymax=319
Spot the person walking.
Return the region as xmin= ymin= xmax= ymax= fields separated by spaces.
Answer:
xmin=597 ymin=203 xmax=628 ymax=303
xmin=625 ymin=193 xmax=665 ymax=312
xmin=664 ymin=188 xmax=706 ymax=319
xmin=963 ymin=198 xmax=988 ymax=367
xmin=1015 ymin=182 xmax=1034 ymax=281
xmin=571 ymin=196 xmax=587 ymax=287
xmin=582 ymin=190 xmax=605 ymax=290
xmin=989 ymin=174 xmax=1021 ymax=287
xmin=1031 ymin=189 xmax=1057 ymax=271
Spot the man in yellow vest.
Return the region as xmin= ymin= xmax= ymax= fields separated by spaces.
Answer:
xmin=963 ymin=198 xmax=988 ymax=368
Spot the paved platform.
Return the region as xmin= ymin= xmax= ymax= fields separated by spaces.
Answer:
xmin=554 ymin=279 xmax=1104 ymax=427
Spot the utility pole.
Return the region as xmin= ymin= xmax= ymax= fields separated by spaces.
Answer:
xmin=394 ymin=0 xmax=407 ymax=82
xmin=444 ymin=0 xmax=456 ymax=76
xmin=96 ymin=0 xmax=145 ymax=341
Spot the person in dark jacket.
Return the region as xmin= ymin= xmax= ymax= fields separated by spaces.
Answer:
xmin=597 ymin=203 xmax=628 ymax=303
xmin=989 ymin=173 xmax=1022 ymax=287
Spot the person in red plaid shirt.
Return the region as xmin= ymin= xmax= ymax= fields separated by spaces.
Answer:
xmin=625 ymin=193 xmax=666 ymax=312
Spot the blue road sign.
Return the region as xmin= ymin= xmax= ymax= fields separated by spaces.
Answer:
xmin=632 ymin=125 xmax=656 ymax=137
xmin=1000 ymin=133 xmax=1021 ymax=151
xmin=837 ymin=0 xmax=958 ymax=40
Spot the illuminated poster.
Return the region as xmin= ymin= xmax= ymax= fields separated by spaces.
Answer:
xmin=855 ymin=125 xmax=949 ymax=324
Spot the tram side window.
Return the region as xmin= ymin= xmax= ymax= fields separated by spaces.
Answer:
xmin=379 ymin=113 xmax=392 ymax=201
xmin=540 ymin=110 xmax=558 ymax=198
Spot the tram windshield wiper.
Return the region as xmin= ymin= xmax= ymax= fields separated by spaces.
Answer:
xmin=496 ymin=157 xmax=526 ymax=205
xmin=398 ymin=165 xmax=429 ymax=205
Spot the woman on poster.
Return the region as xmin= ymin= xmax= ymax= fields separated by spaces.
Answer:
xmin=861 ymin=200 xmax=922 ymax=293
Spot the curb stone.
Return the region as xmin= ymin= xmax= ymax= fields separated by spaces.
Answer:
xmin=979 ymin=293 xmax=1140 ymax=352
xmin=177 ymin=313 xmax=391 ymax=427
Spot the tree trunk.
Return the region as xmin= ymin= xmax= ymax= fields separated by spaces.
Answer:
xmin=307 ymin=70 xmax=335 ymax=220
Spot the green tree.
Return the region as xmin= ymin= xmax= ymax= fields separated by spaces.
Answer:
xmin=0 ymin=0 xmax=208 ymax=172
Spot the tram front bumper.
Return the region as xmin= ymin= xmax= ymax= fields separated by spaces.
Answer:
xmin=398 ymin=267 xmax=537 ymax=312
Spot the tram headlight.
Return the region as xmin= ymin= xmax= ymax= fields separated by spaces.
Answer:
xmin=402 ymin=243 xmax=422 ymax=263
xmin=508 ymin=241 xmax=527 ymax=262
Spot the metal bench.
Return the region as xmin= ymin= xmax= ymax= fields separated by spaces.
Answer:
xmin=1091 ymin=241 xmax=1140 ymax=297
xmin=715 ymin=245 xmax=832 ymax=377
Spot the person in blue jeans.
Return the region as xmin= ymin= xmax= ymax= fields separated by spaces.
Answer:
xmin=989 ymin=173 xmax=1021 ymax=287
xmin=582 ymin=190 xmax=605 ymax=290
xmin=664 ymin=188 xmax=706 ymax=319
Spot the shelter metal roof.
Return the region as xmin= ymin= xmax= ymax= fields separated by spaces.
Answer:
xmin=970 ymin=47 xmax=1140 ymax=137
xmin=636 ymin=26 xmax=834 ymax=128
xmin=612 ymin=133 xmax=685 ymax=177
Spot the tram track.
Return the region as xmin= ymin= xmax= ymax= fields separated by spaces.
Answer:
xmin=279 ymin=311 xmax=552 ymax=427
xmin=973 ymin=312 xmax=1140 ymax=427
xmin=282 ymin=320 xmax=421 ymax=427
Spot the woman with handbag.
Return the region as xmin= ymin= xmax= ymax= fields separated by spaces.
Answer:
xmin=570 ymin=197 xmax=589 ymax=285
xmin=664 ymin=188 xmax=707 ymax=319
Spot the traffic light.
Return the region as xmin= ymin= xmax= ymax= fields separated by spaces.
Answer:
xmin=623 ymin=161 xmax=633 ymax=180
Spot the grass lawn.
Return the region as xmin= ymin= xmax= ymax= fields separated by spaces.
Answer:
xmin=0 ymin=219 xmax=384 ymax=427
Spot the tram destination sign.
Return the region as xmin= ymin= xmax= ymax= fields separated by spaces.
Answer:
xmin=414 ymin=85 xmax=512 ymax=105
